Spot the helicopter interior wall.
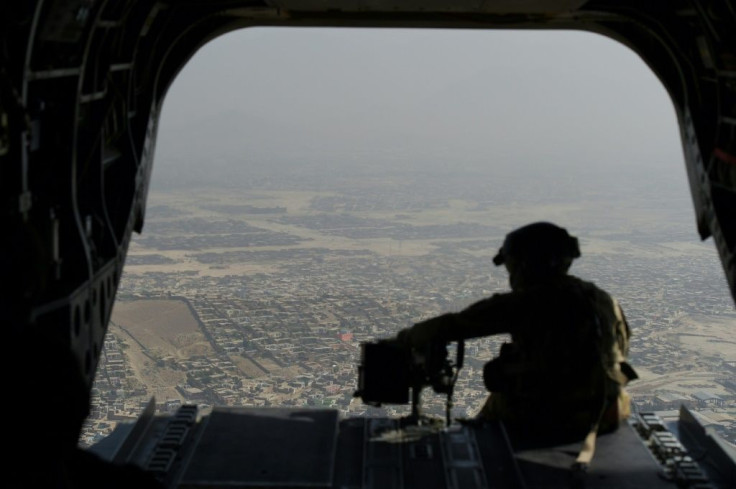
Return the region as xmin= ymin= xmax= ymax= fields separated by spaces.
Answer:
xmin=2 ymin=5 xmax=736 ymax=474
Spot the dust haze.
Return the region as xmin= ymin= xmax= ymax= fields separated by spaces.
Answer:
xmin=156 ymin=28 xmax=682 ymax=190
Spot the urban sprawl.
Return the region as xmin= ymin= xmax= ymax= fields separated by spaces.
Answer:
xmin=80 ymin=172 xmax=736 ymax=448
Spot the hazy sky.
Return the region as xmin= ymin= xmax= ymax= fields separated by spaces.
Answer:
xmin=146 ymin=26 xmax=732 ymax=300
xmin=156 ymin=27 xmax=685 ymax=181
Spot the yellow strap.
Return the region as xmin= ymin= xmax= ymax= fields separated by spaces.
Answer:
xmin=576 ymin=427 xmax=598 ymax=465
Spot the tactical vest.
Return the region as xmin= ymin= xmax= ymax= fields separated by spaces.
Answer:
xmin=480 ymin=276 xmax=633 ymax=433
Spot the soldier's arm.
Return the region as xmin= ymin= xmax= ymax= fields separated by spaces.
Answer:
xmin=397 ymin=292 xmax=518 ymax=346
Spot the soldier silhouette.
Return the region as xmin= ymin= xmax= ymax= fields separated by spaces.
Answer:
xmin=397 ymin=222 xmax=637 ymax=458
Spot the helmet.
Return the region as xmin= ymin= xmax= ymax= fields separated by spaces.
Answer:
xmin=493 ymin=222 xmax=580 ymax=268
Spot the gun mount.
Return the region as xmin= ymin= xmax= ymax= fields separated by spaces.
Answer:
xmin=355 ymin=339 xmax=465 ymax=427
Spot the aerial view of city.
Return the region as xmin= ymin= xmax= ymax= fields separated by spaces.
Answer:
xmin=74 ymin=27 xmax=736 ymax=452
xmin=80 ymin=166 xmax=736 ymax=448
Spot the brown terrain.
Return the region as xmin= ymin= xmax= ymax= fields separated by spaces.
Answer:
xmin=109 ymin=298 xmax=292 ymax=401
xmin=109 ymin=299 xmax=215 ymax=400
xmin=628 ymin=313 xmax=736 ymax=397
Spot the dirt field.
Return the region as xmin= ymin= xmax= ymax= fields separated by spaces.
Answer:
xmin=627 ymin=369 xmax=730 ymax=397
xmin=110 ymin=298 xmax=298 ymax=388
xmin=109 ymin=322 xmax=186 ymax=400
xmin=673 ymin=314 xmax=736 ymax=362
xmin=230 ymin=355 xmax=269 ymax=377
xmin=627 ymin=313 xmax=736 ymax=397
xmin=109 ymin=299 xmax=216 ymax=400
xmin=110 ymin=299 xmax=213 ymax=360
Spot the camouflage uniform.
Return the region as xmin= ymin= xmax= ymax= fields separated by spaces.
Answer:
xmin=402 ymin=274 xmax=634 ymax=435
